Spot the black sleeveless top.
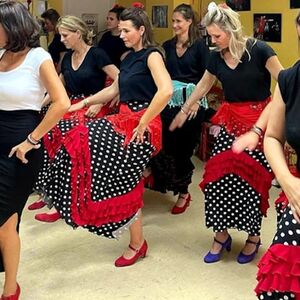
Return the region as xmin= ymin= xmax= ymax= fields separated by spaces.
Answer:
xmin=278 ymin=61 xmax=300 ymax=170
xmin=119 ymin=48 xmax=161 ymax=104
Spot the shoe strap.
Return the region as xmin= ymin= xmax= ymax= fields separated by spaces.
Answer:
xmin=213 ymin=236 xmax=229 ymax=246
xmin=245 ymin=239 xmax=261 ymax=246
xmin=178 ymin=193 xmax=190 ymax=200
xmin=128 ymin=244 xmax=139 ymax=253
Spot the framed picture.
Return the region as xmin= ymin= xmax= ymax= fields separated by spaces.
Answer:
xmin=290 ymin=0 xmax=300 ymax=8
xmin=226 ymin=0 xmax=250 ymax=11
xmin=81 ymin=13 xmax=98 ymax=34
xmin=152 ymin=5 xmax=168 ymax=28
xmin=253 ymin=14 xmax=282 ymax=43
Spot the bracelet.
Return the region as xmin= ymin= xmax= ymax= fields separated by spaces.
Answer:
xmin=180 ymin=108 xmax=188 ymax=115
xmin=27 ymin=134 xmax=40 ymax=146
xmin=250 ymin=125 xmax=263 ymax=137
xmin=83 ymin=99 xmax=89 ymax=107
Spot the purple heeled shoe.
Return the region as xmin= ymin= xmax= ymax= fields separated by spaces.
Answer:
xmin=204 ymin=235 xmax=232 ymax=263
xmin=237 ymin=239 xmax=261 ymax=264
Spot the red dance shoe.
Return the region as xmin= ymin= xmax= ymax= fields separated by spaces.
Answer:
xmin=171 ymin=193 xmax=192 ymax=215
xmin=28 ymin=199 xmax=46 ymax=210
xmin=115 ymin=240 xmax=148 ymax=267
xmin=35 ymin=211 xmax=60 ymax=223
xmin=1 ymin=283 xmax=20 ymax=300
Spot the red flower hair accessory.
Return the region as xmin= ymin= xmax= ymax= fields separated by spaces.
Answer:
xmin=132 ymin=2 xmax=144 ymax=9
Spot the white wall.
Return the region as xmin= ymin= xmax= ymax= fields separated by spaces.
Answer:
xmin=63 ymin=0 xmax=115 ymax=39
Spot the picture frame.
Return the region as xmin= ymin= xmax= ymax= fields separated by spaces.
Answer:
xmin=226 ymin=0 xmax=250 ymax=11
xmin=152 ymin=5 xmax=168 ymax=28
xmin=290 ymin=0 xmax=300 ymax=9
xmin=253 ymin=13 xmax=282 ymax=43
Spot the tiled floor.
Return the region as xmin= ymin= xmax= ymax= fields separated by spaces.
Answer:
xmin=2 ymin=157 xmax=280 ymax=300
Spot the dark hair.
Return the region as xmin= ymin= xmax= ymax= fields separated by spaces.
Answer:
xmin=109 ymin=5 xmax=125 ymax=20
xmin=173 ymin=3 xmax=201 ymax=48
xmin=120 ymin=7 xmax=160 ymax=50
xmin=296 ymin=11 xmax=300 ymax=26
xmin=0 ymin=1 xmax=40 ymax=51
xmin=41 ymin=8 xmax=60 ymax=25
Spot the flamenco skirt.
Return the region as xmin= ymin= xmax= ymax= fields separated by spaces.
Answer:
xmin=38 ymin=103 xmax=162 ymax=239
xmin=255 ymin=193 xmax=300 ymax=299
xmin=0 ymin=109 xmax=43 ymax=271
xmin=200 ymin=127 xmax=273 ymax=235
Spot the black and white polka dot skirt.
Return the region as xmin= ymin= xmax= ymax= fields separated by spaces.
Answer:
xmin=200 ymin=128 xmax=273 ymax=236
xmin=255 ymin=195 xmax=300 ymax=299
xmin=38 ymin=104 xmax=161 ymax=239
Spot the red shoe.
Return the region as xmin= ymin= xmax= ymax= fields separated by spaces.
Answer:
xmin=28 ymin=200 xmax=46 ymax=210
xmin=171 ymin=193 xmax=191 ymax=215
xmin=1 ymin=283 xmax=20 ymax=300
xmin=115 ymin=240 xmax=148 ymax=267
xmin=35 ymin=211 xmax=60 ymax=223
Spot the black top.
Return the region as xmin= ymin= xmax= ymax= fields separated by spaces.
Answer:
xmin=61 ymin=47 xmax=112 ymax=95
xmin=163 ymin=38 xmax=209 ymax=84
xmin=119 ymin=48 xmax=160 ymax=103
xmin=48 ymin=33 xmax=67 ymax=64
xmin=98 ymin=31 xmax=128 ymax=68
xmin=207 ymin=39 xmax=276 ymax=102
xmin=278 ymin=61 xmax=300 ymax=170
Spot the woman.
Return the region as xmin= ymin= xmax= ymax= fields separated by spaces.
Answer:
xmin=149 ymin=3 xmax=210 ymax=214
xmin=41 ymin=7 xmax=172 ymax=266
xmin=255 ymin=13 xmax=300 ymax=300
xmin=0 ymin=1 xmax=70 ymax=299
xmin=170 ymin=2 xmax=283 ymax=264
xmin=41 ymin=8 xmax=67 ymax=73
xmin=30 ymin=15 xmax=119 ymax=223
xmin=98 ymin=4 xmax=129 ymax=68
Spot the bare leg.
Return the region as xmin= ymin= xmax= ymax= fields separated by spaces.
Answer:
xmin=0 ymin=213 xmax=19 ymax=296
xmin=121 ymin=211 xmax=144 ymax=259
xmin=174 ymin=193 xmax=189 ymax=208
xmin=240 ymin=235 xmax=260 ymax=255
xmin=209 ymin=230 xmax=229 ymax=254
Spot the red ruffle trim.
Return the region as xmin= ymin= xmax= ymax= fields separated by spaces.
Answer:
xmin=62 ymin=125 xmax=144 ymax=226
xmin=210 ymin=98 xmax=270 ymax=138
xmin=200 ymin=150 xmax=273 ymax=216
xmin=105 ymin=104 xmax=162 ymax=156
xmin=255 ymin=244 xmax=300 ymax=298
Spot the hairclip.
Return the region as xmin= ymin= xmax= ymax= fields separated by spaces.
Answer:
xmin=207 ymin=2 xmax=217 ymax=12
xmin=113 ymin=4 xmax=119 ymax=9
xmin=132 ymin=2 xmax=145 ymax=9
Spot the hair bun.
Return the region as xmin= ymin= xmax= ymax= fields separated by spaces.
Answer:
xmin=132 ymin=2 xmax=144 ymax=9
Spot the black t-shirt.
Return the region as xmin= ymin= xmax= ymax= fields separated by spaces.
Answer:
xmin=207 ymin=39 xmax=276 ymax=102
xmin=163 ymin=38 xmax=209 ymax=84
xmin=61 ymin=47 xmax=112 ymax=95
xmin=278 ymin=61 xmax=300 ymax=170
xmin=119 ymin=48 xmax=161 ymax=103
xmin=48 ymin=33 xmax=67 ymax=64
xmin=98 ymin=31 xmax=128 ymax=68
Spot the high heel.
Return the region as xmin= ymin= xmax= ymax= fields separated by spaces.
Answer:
xmin=28 ymin=199 xmax=46 ymax=210
xmin=35 ymin=211 xmax=60 ymax=223
xmin=237 ymin=239 xmax=261 ymax=264
xmin=115 ymin=240 xmax=148 ymax=267
xmin=171 ymin=193 xmax=192 ymax=215
xmin=1 ymin=283 xmax=21 ymax=300
xmin=204 ymin=235 xmax=232 ymax=263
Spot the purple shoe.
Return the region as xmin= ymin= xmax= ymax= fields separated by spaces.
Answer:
xmin=204 ymin=235 xmax=232 ymax=263
xmin=237 ymin=239 xmax=261 ymax=264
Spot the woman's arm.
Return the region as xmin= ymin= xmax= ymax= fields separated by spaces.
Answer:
xmin=9 ymin=59 xmax=70 ymax=163
xmin=169 ymin=70 xmax=216 ymax=131
xmin=131 ymin=51 xmax=173 ymax=143
xmin=264 ymin=84 xmax=300 ymax=222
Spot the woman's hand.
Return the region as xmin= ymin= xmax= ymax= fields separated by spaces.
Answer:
xmin=130 ymin=122 xmax=148 ymax=144
xmin=187 ymin=102 xmax=200 ymax=120
xmin=232 ymin=131 xmax=260 ymax=154
xmin=281 ymin=175 xmax=300 ymax=223
xmin=69 ymin=101 xmax=85 ymax=112
xmin=85 ymin=104 xmax=103 ymax=118
xmin=169 ymin=110 xmax=189 ymax=131
xmin=9 ymin=140 xmax=40 ymax=164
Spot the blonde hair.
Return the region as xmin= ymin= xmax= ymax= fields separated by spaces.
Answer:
xmin=57 ymin=15 xmax=95 ymax=45
xmin=204 ymin=3 xmax=252 ymax=61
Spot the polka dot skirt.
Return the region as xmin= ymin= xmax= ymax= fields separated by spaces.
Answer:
xmin=258 ymin=292 xmax=296 ymax=300
xmin=204 ymin=128 xmax=271 ymax=236
xmin=40 ymin=116 xmax=155 ymax=239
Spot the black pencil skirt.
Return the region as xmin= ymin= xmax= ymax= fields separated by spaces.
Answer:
xmin=0 ymin=109 xmax=43 ymax=271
